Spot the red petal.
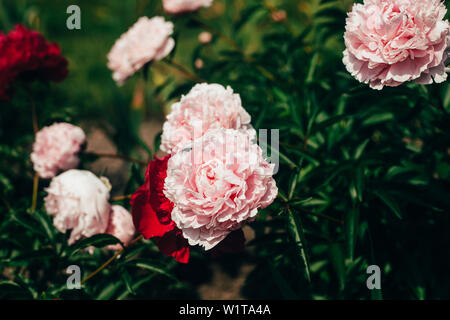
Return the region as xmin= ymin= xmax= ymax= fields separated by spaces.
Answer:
xmin=131 ymin=155 xmax=190 ymax=263
xmin=148 ymin=155 xmax=173 ymax=224
xmin=156 ymin=228 xmax=190 ymax=264
xmin=130 ymin=184 xmax=174 ymax=239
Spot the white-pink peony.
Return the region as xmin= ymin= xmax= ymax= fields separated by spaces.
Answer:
xmin=105 ymin=205 xmax=135 ymax=251
xmin=107 ymin=16 xmax=175 ymax=85
xmin=44 ymin=170 xmax=111 ymax=245
xmin=160 ymin=83 xmax=253 ymax=154
xmin=343 ymin=0 xmax=450 ymax=89
xmin=31 ymin=123 xmax=86 ymax=179
xmin=163 ymin=0 xmax=213 ymax=15
xmin=164 ymin=128 xmax=278 ymax=250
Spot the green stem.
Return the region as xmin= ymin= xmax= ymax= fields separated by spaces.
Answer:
xmin=160 ymin=59 xmax=205 ymax=82
xmin=31 ymin=172 xmax=39 ymax=212
xmin=81 ymin=235 xmax=144 ymax=284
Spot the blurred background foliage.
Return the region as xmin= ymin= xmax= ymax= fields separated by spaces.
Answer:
xmin=1 ymin=0 xmax=450 ymax=299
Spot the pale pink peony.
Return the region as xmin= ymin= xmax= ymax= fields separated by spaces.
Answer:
xmin=160 ymin=83 xmax=253 ymax=154
xmin=164 ymin=128 xmax=278 ymax=250
xmin=31 ymin=123 xmax=86 ymax=179
xmin=44 ymin=170 xmax=111 ymax=245
xmin=105 ymin=205 xmax=135 ymax=251
xmin=107 ymin=16 xmax=175 ymax=85
xmin=163 ymin=0 xmax=213 ymax=15
xmin=343 ymin=0 xmax=450 ymax=89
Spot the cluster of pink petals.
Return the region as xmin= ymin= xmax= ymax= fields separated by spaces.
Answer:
xmin=106 ymin=205 xmax=136 ymax=251
xmin=163 ymin=0 xmax=213 ymax=15
xmin=44 ymin=170 xmax=111 ymax=245
xmin=164 ymin=128 xmax=278 ymax=250
xmin=160 ymin=83 xmax=253 ymax=154
xmin=31 ymin=123 xmax=86 ymax=179
xmin=107 ymin=16 xmax=174 ymax=85
xmin=343 ymin=0 xmax=450 ymax=89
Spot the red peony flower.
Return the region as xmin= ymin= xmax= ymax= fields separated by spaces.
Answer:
xmin=131 ymin=155 xmax=246 ymax=263
xmin=131 ymin=155 xmax=190 ymax=263
xmin=0 ymin=25 xmax=69 ymax=100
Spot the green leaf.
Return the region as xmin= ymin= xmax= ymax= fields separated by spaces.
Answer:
xmin=373 ymin=191 xmax=403 ymax=220
xmin=234 ymin=4 xmax=262 ymax=31
xmin=96 ymin=281 xmax=122 ymax=300
xmin=33 ymin=210 xmax=55 ymax=242
xmin=267 ymin=262 xmax=298 ymax=299
xmin=117 ymin=275 xmax=153 ymax=300
xmin=329 ymin=243 xmax=346 ymax=291
xmin=0 ymin=281 xmax=33 ymax=299
xmin=361 ymin=112 xmax=394 ymax=126
xmin=354 ymin=139 xmax=370 ymax=160
xmin=344 ymin=207 xmax=359 ymax=261
xmin=121 ymin=269 xmax=135 ymax=295
xmin=126 ymin=259 xmax=177 ymax=281
xmin=69 ymin=234 xmax=122 ymax=255
xmin=286 ymin=208 xmax=311 ymax=282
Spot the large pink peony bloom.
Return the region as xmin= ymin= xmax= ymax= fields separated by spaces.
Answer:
xmin=31 ymin=123 xmax=86 ymax=179
xmin=105 ymin=205 xmax=135 ymax=251
xmin=163 ymin=0 xmax=213 ymax=15
xmin=160 ymin=83 xmax=253 ymax=154
xmin=44 ymin=170 xmax=111 ymax=245
xmin=343 ymin=0 xmax=450 ymax=89
xmin=107 ymin=16 xmax=175 ymax=85
xmin=164 ymin=129 xmax=278 ymax=250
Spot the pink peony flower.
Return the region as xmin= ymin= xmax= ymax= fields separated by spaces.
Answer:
xmin=105 ymin=205 xmax=135 ymax=251
xmin=163 ymin=128 xmax=278 ymax=250
xmin=343 ymin=0 xmax=450 ymax=89
xmin=107 ymin=16 xmax=175 ymax=85
xmin=44 ymin=170 xmax=111 ymax=245
xmin=198 ymin=31 xmax=212 ymax=44
xmin=163 ymin=0 xmax=213 ymax=15
xmin=31 ymin=123 xmax=86 ymax=179
xmin=160 ymin=83 xmax=253 ymax=154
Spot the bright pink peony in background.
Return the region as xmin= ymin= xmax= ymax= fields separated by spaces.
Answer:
xmin=163 ymin=0 xmax=213 ymax=15
xmin=44 ymin=170 xmax=111 ymax=245
xmin=106 ymin=205 xmax=135 ymax=251
xmin=160 ymin=83 xmax=253 ymax=154
xmin=343 ymin=0 xmax=450 ymax=89
xmin=164 ymin=128 xmax=278 ymax=250
xmin=31 ymin=123 xmax=86 ymax=179
xmin=107 ymin=16 xmax=174 ymax=85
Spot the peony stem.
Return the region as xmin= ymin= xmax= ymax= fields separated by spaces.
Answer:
xmin=111 ymin=194 xmax=133 ymax=202
xmin=159 ymin=59 xmax=204 ymax=82
xmin=31 ymin=100 xmax=38 ymax=134
xmin=31 ymin=172 xmax=39 ymax=212
xmin=28 ymin=87 xmax=39 ymax=213
xmin=81 ymin=235 xmax=144 ymax=285
xmin=83 ymin=151 xmax=148 ymax=166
